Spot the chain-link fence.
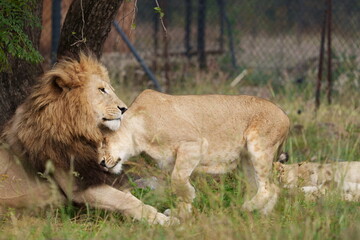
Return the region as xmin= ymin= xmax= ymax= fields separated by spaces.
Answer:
xmin=128 ymin=0 xmax=360 ymax=70
xmin=40 ymin=0 xmax=360 ymax=72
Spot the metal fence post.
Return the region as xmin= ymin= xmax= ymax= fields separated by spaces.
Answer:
xmin=185 ymin=0 xmax=193 ymax=58
xmin=326 ymin=0 xmax=332 ymax=105
xmin=197 ymin=0 xmax=207 ymax=69
xmin=112 ymin=21 xmax=162 ymax=92
xmin=51 ymin=0 xmax=61 ymax=64
xmin=316 ymin=2 xmax=327 ymax=110
xmin=217 ymin=0 xmax=225 ymax=52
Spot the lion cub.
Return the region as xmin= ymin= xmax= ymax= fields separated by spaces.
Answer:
xmin=274 ymin=158 xmax=360 ymax=201
xmin=99 ymin=89 xmax=290 ymax=219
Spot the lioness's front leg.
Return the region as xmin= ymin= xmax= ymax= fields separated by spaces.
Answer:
xmin=170 ymin=139 xmax=208 ymax=221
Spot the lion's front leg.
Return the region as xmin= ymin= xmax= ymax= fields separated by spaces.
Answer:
xmin=72 ymin=184 xmax=179 ymax=226
xmin=170 ymin=138 xmax=208 ymax=221
xmin=54 ymin=171 xmax=178 ymax=225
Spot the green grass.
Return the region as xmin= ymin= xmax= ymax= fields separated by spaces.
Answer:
xmin=1 ymin=62 xmax=359 ymax=240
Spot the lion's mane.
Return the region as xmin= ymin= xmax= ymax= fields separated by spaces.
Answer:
xmin=2 ymin=54 xmax=112 ymax=189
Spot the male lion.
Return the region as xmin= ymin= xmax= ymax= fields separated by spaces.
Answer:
xmin=0 ymin=54 xmax=176 ymax=225
xmin=274 ymin=159 xmax=360 ymax=201
xmin=100 ymin=89 xmax=290 ymax=219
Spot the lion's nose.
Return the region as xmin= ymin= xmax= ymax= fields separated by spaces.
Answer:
xmin=118 ymin=106 xmax=127 ymax=114
xmin=100 ymin=160 xmax=106 ymax=167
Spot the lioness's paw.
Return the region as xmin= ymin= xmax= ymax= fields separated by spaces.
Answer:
xmin=242 ymin=201 xmax=256 ymax=212
xmin=154 ymin=213 xmax=180 ymax=226
xmin=164 ymin=209 xmax=172 ymax=217
xmin=165 ymin=216 xmax=180 ymax=226
xmin=164 ymin=202 xmax=193 ymax=221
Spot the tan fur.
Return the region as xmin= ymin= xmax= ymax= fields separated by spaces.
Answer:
xmin=99 ymin=137 xmax=120 ymax=171
xmin=0 ymin=55 xmax=176 ymax=225
xmin=0 ymin=146 xmax=65 ymax=211
xmin=274 ymin=161 xmax=360 ymax=201
xmin=103 ymin=89 xmax=290 ymax=219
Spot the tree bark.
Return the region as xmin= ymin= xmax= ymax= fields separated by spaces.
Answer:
xmin=0 ymin=0 xmax=124 ymax=131
xmin=57 ymin=0 xmax=124 ymax=60
xmin=0 ymin=0 xmax=44 ymax=132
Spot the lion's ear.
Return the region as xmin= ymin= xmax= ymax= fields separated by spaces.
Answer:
xmin=54 ymin=76 xmax=72 ymax=91
xmin=49 ymin=72 xmax=80 ymax=92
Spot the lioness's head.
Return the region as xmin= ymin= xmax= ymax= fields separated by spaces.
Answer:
xmin=274 ymin=161 xmax=317 ymax=188
xmin=273 ymin=161 xmax=299 ymax=188
xmin=98 ymin=137 xmax=122 ymax=173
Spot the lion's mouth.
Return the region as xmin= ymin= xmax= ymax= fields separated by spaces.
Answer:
xmin=102 ymin=117 xmax=121 ymax=121
xmin=102 ymin=117 xmax=121 ymax=131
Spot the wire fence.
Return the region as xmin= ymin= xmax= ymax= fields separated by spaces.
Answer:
xmin=135 ymin=0 xmax=360 ymax=69
xmin=40 ymin=0 xmax=360 ymax=73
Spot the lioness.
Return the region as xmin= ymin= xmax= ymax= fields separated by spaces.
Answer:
xmin=1 ymin=54 xmax=176 ymax=225
xmin=274 ymin=160 xmax=360 ymax=201
xmin=100 ymin=89 xmax=290 ymax=219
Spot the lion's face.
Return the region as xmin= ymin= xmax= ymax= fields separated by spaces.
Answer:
xmin=45 ymin=54 xmax=128 ymax=133
xmin=85 ymin=75 xmax=127 ymax=131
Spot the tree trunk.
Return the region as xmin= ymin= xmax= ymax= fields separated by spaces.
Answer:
xmin=0 ymin=0 xmax=124 ymax=131
xmin=0 ymin=0 xmax=44 ymax=132
xmin=57 ymin=0 xmax=124 ymax=59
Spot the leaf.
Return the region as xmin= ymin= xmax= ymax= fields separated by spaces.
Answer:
xmin=154 ymin=6 xmax=165 ymax=18
xmin=0 ymin=0 xmax=43 ymax=71
xmin=154 ymin=7 xmax=161 ymax=12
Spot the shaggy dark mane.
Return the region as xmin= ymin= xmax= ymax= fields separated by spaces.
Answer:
xmin=3 ymin=53 xmax=114 ymax=190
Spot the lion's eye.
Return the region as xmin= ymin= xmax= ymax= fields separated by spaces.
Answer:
xmin=99 ymin=88 xmax=107 ymax=94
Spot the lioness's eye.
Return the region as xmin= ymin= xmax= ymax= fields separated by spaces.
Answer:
xmin=99 ymin=88 xmax=106 ymax=93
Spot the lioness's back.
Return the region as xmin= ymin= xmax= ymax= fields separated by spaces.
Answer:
xmin=127 ymin=90 xmax=289 ymax=147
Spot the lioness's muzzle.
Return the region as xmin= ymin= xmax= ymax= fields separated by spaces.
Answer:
xmin=100 ymin=157 xmax=121 ymax=169
xmin=100 ymin=159 xmax=107 ymax=167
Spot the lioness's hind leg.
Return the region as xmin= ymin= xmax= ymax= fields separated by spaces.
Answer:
xmin=241 ymin=153 xmax=257 ymax=198
xmin=242 ymin=136 xmax=280 ymax=215
xmin=171 ymin=138 xmax=208 ymax=221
